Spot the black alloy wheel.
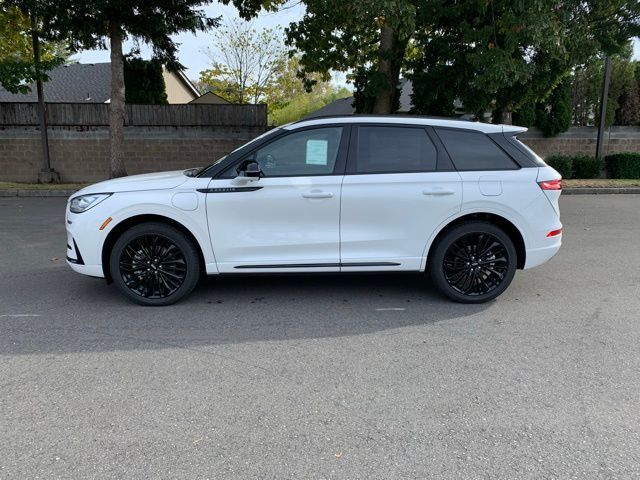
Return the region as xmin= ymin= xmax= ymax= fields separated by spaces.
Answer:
xmin=119 ymin=234 xmax=187 ymax=299
xmin=429 ymin=221 xmax=517 ymax=303
xmin=442 ymin=232 xmax=509 ymax=296
xmin=110 ymin=222 xmax=200 ymax=306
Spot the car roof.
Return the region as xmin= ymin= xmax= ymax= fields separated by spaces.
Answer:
xmin=282 ymin=115 xmax=527 ymax=135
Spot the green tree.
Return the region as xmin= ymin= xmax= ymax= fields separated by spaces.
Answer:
xmin=535 ymin=78 xmax=573 ymax=136
xmin=571 ymin=46 xmax=638 ymax=126
xmin=124 ymin=57 xmax=168 ymax=104
xmin=616 ymin=79 xmax=640 ymax=125
xmin=286 ymin=0 xmax=427 ymax=114
xmin=409 ymin=0 xmax=640 ymax=122
xmin=0 ymin=2 xmax=68 ymax=93
xmin=268 ymin=57 xmax=351 ymax=124
xmin=29 ymin=0 xmax=221 ymax=178
xmin=199 ymin=20 xmax=286 ymax=104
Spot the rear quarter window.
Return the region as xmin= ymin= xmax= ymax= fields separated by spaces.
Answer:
xmin=435 ymin=128 xmax=518 ymax=171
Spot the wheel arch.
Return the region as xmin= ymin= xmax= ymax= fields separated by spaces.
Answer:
xmin=101 ymin=214 xmax=207 ymax=283
xmin=424 ymin=212 xmax=526 ymax=271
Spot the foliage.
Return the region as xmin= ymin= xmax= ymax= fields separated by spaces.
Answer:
xmin=286 ymin=0 xmax=427 ymax=113
xmin=512 ymin=102 xmax=536 ymax=128
xmin=571 ymin=62 xmax=603 ymax=126
xmin=605 ymin=152 xmax=640 ymax=179
xmin=605 ymin=55 xmax=637 ymax=125
xmin=545 ymin=155 xmax=574 ymax=179
xmin=545 ymin=154 xmax=602 ymax=179
xmin=535 ymin=78 xmax=573 ymax=137
xmin=615 ymin=79 xmax=640 ymax=125
xmin=571 ymin=46 xmax=640 ymax=126
xmin=572 ymin=156 xmax=602 ymax=179
xmin=409 ymin=0 xmax=640 ymax=120
xmin=199 ymin=28 xmax=352 ymax=124
xmin=199 ymin=19 xmax=286 ymax=104
xmin=27 ymin=0 xmax=222 ymax=178
xmin=269 ymin=84 xmax=351 ymax=125
xmin=124 ymin=57 xmax=167 ymax=104
xmin=0 ymin=4 xmax=68 ymax=93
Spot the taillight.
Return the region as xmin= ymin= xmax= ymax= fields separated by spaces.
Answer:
xmin=538 ymin=179 xmax=562 ymax=190
xmin=547 ymin=228 xmax=562 ymax=237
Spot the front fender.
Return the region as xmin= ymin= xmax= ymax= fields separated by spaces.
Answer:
xmin=95 ymin=189 xmax=217 ymax=274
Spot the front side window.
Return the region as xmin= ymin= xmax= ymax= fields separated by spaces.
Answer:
xmin=355 ymin=126 xmax=437 ymax=174
xmin=252 ymin=127 xmax=343 ymax=177
xmin=436 ymin=129 xmax=518 ymax=171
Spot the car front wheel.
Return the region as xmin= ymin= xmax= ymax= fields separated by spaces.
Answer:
xmin=429 ymin=221 xmax=517 ymax=303
xmin=109 ymin=222 xmax=200 ymax=306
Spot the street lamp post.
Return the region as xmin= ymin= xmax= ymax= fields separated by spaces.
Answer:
xmin=595 ymin=56 xmax=612 ymax=160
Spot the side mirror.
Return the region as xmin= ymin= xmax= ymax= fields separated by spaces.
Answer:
xmin=244 ymin=161 xmax=262 ymax=178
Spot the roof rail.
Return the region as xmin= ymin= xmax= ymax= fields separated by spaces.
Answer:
xmin=293 ymin=113 xmax=475 ymax=124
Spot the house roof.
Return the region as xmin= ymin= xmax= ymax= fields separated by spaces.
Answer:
xmin=0 ymin=62 xmax=199 ymax=104
xmin=0 ymin=63 xmax=112 ymax=103
xmin=304 ymin=80 xmax=414 ymax=120
xmin=189 ymin=91 xmax=229 ymax=104
xmin=304 ymin=96 xmax=355 ymax=118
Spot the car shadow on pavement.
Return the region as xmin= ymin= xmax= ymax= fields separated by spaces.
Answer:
xmin=0 ymin=268 xmax=492 ymax=356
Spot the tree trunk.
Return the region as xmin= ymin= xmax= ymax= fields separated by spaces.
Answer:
xmin=109 ymin=21 xmax=127 ymax=178
xmin=500 ymin=111 xmax=513 ymax=125
xmin=372 ymin=25 xmax=407 ymax=114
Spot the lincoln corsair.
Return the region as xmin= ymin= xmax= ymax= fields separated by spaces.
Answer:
xmin=66 ymin=116 xmax=562 ymax=305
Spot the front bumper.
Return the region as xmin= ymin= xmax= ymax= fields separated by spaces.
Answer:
xmin=65 ymin=205 xmax=107 ymax=278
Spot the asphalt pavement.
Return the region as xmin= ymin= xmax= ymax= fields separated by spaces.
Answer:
xmin=1 ymin=195 xmax=639 ymax=479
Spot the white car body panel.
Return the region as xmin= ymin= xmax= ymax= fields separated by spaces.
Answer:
xmin=65 ymin=116 xmax=561 ymax=291
xmin=340 ymin=171 xmax=463 ymax=271
xmin=204 ymin=175 xmax=343 ymax=273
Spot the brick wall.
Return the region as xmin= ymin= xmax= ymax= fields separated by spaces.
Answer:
xmin=0 ymin=125 xmax=266 ymax=183
xmin=1 ymin=123 xmax=639 ymax=183
xmin=519 ymin=126 xmax=640 ymax=158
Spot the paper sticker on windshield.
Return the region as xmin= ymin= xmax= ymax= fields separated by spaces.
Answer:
xmin=306 ymin=139 xmax=328 ymax=165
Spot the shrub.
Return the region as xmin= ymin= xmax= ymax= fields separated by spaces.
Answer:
xmin=544 ymin=155 xmax=574 ymax=178
xmin=572 ymin=155 xmax=602 ymax=179
xmin=605 ymin=153 xmax=640 ymax=179
xmin=535 ymin=79 xmax=572 ymax=137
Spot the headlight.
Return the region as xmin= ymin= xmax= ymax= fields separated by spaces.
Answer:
xmin=69 ymin=193 xmax=112 ymax=213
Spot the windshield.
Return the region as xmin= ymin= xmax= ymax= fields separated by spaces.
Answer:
xmin=197 ymin=128 xmax=281 ymax=177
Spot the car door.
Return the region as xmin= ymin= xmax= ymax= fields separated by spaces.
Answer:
xmin=204 ymin=125 xmax=349 ymax=273
xmin=340 ymin=124 xmax=462 ymax=271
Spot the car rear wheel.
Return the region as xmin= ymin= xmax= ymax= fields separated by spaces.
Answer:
xmin=429 ymin=221 xmax=517 ymax=303
xmin=109 ymin=222 xmax=200 ymax=306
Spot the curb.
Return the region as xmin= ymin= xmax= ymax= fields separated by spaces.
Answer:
xmin=563 ymin=187 xmax=640 ymax=195
xmin=0 ymin=189 xmax=77 ymax=198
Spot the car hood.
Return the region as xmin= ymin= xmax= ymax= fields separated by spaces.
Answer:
xmin=73 ymin=170 xmax=190 ymax=196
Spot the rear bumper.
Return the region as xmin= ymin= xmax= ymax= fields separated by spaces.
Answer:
xmin=524 ymin=236 xmax=562 ymax=269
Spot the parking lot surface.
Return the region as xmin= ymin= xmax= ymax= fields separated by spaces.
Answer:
xmin=1 ymin=195 xmax=639 ymax=479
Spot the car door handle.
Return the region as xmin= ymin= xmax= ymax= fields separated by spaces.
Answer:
xmin=302 ymin=191 xmax=334 ymax=199
xmin=422 ymin=188 xmax=455 ymax=196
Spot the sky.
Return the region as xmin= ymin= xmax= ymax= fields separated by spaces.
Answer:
xmin=74 ymin=2 xmax=306 ymax=81
xmin=75 ymin=3 xmax=640 ymax=83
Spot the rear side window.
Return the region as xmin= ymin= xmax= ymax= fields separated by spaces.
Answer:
xmin=355 ymin=126 xmax=437 ymax=173
xmin=436 ymin=129 xmax=518 ymax=171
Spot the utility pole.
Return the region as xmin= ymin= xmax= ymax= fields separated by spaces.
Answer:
xmin=31 ymin=18 xmax=59 ymax=183
xmin=595 ymin=56 xmax=612 ymax=160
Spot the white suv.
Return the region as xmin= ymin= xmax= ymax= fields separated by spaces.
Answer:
xmin=66 ymin=116 xmax=562 ymax=305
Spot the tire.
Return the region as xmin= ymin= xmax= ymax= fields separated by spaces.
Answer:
xmin=428 ymin=221 xmax=517 ymax=304
xmin=109 ymin=222 xmax=200 ymax=306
